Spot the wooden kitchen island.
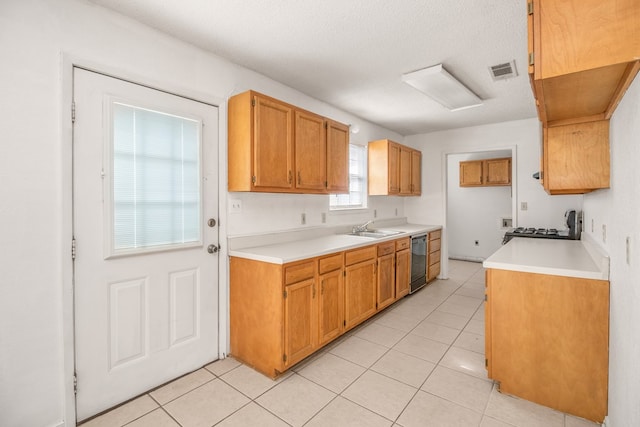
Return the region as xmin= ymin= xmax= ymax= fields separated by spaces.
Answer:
xmin=483 ymin=238 xmax=610 ymax=423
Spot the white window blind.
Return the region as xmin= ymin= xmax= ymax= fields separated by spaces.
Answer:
xmin=330 ymin=144 xmax=367 ymax=210
xmin=112 ymin=102 xmax=201 ymax=251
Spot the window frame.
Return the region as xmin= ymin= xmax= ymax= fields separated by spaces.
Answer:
xmin=103 ymin=97 xmax=205 ymax=259
xmin=329 ymin=143 xmax=368 ymax=211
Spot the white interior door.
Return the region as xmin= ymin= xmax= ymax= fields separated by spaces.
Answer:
xmin=73 ymin=68 xmax=219 ymax=421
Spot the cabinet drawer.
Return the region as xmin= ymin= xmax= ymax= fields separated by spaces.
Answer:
xmin=395 ymin=237 xmax=410 ymax=251
xmin=429 ymin=229 xmax=442 ymax=241
xmin=429 ymin=250 xmax=441 ymax=266
xmin=284 ymin=260 xmax=315 ymax=285
xmin=428 ymin=262 xmax=440 ymax=280
xmin=345 ymin=246 xmax=376 ymax=266
xmin=429 ymin=238 xmax=441 ymax=253
xmin=319 ymin=253 xmax=343 ymax=274
xmin=377 ymin=241 xmax=395 ymax=257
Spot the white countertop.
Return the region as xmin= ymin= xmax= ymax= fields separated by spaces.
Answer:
xmin=483 ymin=237 xmax=609 ymax=281
xmin=228 ymin=224 xmax=440 ymax=264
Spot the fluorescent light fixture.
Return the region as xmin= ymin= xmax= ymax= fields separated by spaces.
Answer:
xmin=402 ymin=64 xmax=483 ymax=111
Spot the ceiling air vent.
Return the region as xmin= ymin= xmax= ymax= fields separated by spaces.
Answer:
xmin=489 ymin=61 xmax=518 ymax=81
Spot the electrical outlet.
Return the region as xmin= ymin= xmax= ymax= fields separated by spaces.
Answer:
xmin=602 ymin=224 xmax=606 ymax=243
xmin=321 ymin=212 xmax=326 ymax=223
xmin=229 ymin=198 xmax=242 ymax=213
xmin=520 ymin=202 xmax=528 ymax=211
xmin=591 ymin=218 xmax=594 ymax=233
xmin=373 ymin=209 xmax=377 ymax=218
xmin=301 ymin=213 xmax=306 ymax=225
xmin=395 ymin=208 xmax=398 ymax=216
xmin=474 ymin=240 xmax=479 ymax=246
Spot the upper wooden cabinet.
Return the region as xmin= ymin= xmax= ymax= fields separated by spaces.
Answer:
xmin=542 ymin=120 xmax=610 ymax=194
xmin=459 ymin=158 xmax=511 ymax=187
xmin=228 ymin=90 xmax=349 ymax=194
xmin=368 ymin=139 xmax=422 ymax=196
xmin=326 ymin=120 xmax=350 ymax=193
xmin=528 ymin=0 xmax=640 ymax=126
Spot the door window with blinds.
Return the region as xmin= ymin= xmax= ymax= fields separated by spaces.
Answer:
xmin=330 ymin=143 xmax=367 ymax=210
xmin=106 ymin=100 xmax=203 ymax=256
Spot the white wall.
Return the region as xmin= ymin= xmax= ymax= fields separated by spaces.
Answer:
xmin=0 ymin=1 xmax=403 ymax=426
xmin=403 ymin=118 xmax=584 ymax=274
xmin=447 ymin=150 xmax=512 ymax=261
xmin=582 ymin=76 xmax=640 ymax=426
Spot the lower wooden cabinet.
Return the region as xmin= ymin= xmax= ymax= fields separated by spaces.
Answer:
xmin=344 ymin=246 xmax=377 ymax=331
xmin=283 ymin=277 xmax=316 ymax=367
xmin=318 ymin=254 xmax=344 ymax=346
xmin=427 ymin=228 xmax=442 ymax=282
xmin=376 ymin=241 xmax=396 ymax=311
xmin=485 ymin=268 xmax=609 ymax=422
xmin=230 ymin=236 xmax=414 ymax=377
xmin=395 ymin=238 xmax=411 ymax=299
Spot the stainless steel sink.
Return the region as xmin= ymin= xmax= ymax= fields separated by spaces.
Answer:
xmin=348 ymin=229 xmax=403 ymax=239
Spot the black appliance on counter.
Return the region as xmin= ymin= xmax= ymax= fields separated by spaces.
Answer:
xmin=502 ymin=209 xmax=582 ymax=244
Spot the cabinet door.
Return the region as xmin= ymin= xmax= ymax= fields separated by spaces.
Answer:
xmin=535 ymin=0 xmax=639 ymax=79
xmin=544 ymin=120 xmax=610 ymax=194
xmin=326 ymin=120 xmax=349 ymax=193
xmin=344 ymin=260 xmax=376 ymax=330
xmin=459 ymin=160 xmax=483 ymax=186
xmin=410 ymin=150 xmax=422 ymax=195
xmin=485 ymin=158 xmax=511 ymax=186
xmin=284 ymin=278 xmax=316 ymax=367
xmin=318 ymin=269 xmax=344 ymax=346
xmin=253 ymin=95 xmax=294 ymax=190
xmin=387 ymin=142 xmax=400 ymax=194
xmin=295 ymin=110 xmax=327 ymax=192
xmin=399 ymin=146 xmax=412 ymax=195
xmin=377 ymin=253 xmax=395 ymax=310
xmin=395 ymin=249 xmax=410 ymax=299
xmin=487 ymin=268 xmax=609 ymax=422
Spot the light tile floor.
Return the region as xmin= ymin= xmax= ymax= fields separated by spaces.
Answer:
xmin=81 ymin=260 xmax=600 ymax=427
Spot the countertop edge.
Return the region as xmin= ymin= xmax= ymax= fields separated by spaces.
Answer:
xmin=482 ymin=238 xmax=609 ymax=281
xmin=482 ymin=260 xmax=607 ymax=281
xmin=228 ymin=224 xmax=441 ymax=264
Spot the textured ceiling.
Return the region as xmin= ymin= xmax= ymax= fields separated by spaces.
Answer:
xmin=88 ymin=0 xmax=537 ymax=135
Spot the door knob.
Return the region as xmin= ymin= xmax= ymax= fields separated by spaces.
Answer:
xmin=207 ymin=218 xmax=217 ymax=227
xmin=207 ymin=244 xmax=219 ymax=254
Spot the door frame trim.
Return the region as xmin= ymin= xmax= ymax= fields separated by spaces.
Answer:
xmin=60 ymin=53 xmax=229 ymax=425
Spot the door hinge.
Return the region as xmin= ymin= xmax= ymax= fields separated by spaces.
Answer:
xmin=71 ymin=238 xmax=77 ymax=260
xmin=485 ymin=358 xmax=488 ymax=368
xmin=343 ymin=271 xmax=346 ymax=277
xmin=73 ymin=372 xmax=78 ymax=395
xmin=282 ymin=354 xmax=287 ymax=362
xmin=484 ymin=294 xmax=488 ymax=302
xmin=527 ymin=1 xmax=533 ymax=14
xmin=71 ymin=102 xmax=76 ymax=123
xmin=251 ymin=98 xmax=256 ymax=107
xmin=251 ymin=175 xmax=256 ymax=184
xmin=528 ymin=52 xmax=535 ymax=66
xmin=343 ymin=320 xmax=346 ymax=327
xmin=283 ymin=290 xmax=287 ymax=299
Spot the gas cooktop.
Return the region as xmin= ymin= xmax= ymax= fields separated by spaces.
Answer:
xmin=502 ymin=227 xmax=572 ymax=244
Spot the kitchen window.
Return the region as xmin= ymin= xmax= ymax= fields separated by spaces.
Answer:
xmin=329 ymin=143 xmax=367 ymax=210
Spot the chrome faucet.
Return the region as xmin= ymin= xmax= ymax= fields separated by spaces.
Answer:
xmin=352 ymin=220 xmax=374 ymax=233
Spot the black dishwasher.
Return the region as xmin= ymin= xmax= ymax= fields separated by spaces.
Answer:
xmin=410 ymin=234 xmax=427 ymax=293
